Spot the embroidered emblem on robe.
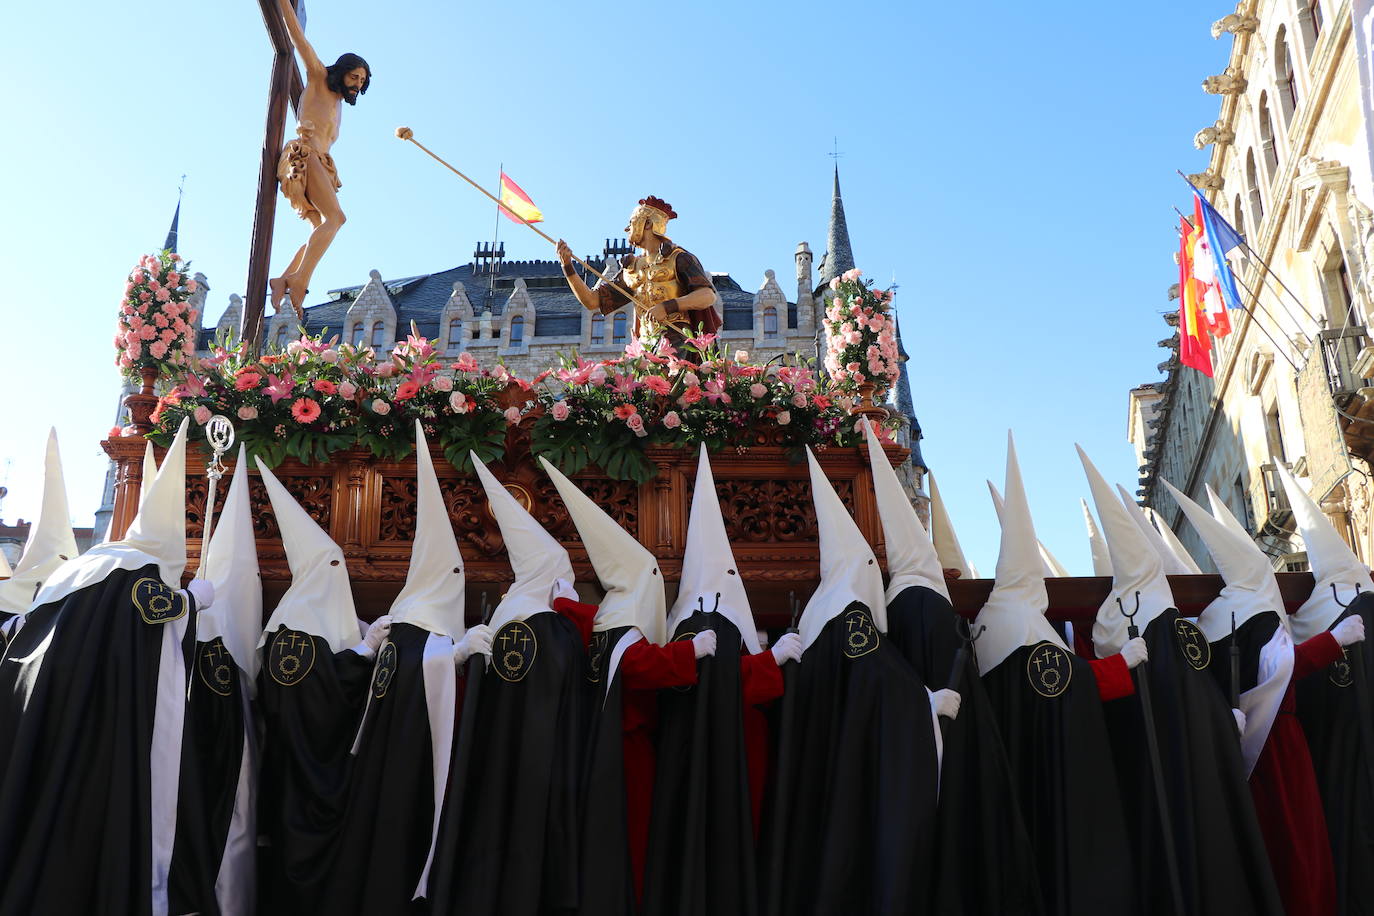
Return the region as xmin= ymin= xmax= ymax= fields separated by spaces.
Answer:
xmin=269 ymin=629 xmax=316 ymax=687
xmin=1330 ymin=648 xmax=1354 ymax=688
xmin=197 ymin=637 xmax=235 ymax=697
xmin=133 ymin=577 xmax=187 ymax=625
xmin=371 ymin=640 xmax=397 ymax=698
xmin=587 ymin=630 xmax=608 ymax=684
xmin=1173 ymin=618 xmax=1211 ymax=671
xmin=1027 ymin=641 xmax=1073 ymax=698
xmin=841 ymin=603 xmax=879 ymax=659
xmin=494 ymin=620 xmax=537 ymax=683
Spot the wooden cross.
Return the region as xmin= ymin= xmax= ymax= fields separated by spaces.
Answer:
xmin=242 ymin=0 xmax=306 ymax=352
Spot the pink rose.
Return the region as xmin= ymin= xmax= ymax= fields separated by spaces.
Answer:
xmin=449 ymin=391 xmax=470 ymax=413
xmin=828 ymin=277 xmax=841 ymax=291
xmin=777 ymin=410 xmax=791 ymax=426
xmin=320 ymin=348 xmax=339 ymax=363
xmin=749 ymin=383 xmax=767 ymax=399
xmin=139 ymin=291 xmax=151 ymax=303
xmin=160 ymin=329 xmax=177 ymax=344
xmin=155 ymin=287 xmax=171 ymax=302
xmin=791 ymin=393 xmax=807 ymax=408
xmin=139 ymin=325 xmax=157 ymax=340
xmin=377 ymin=363 xmax=396 ymax=379
xmin=551 ymin=401 xmax=570 ymax=421
xmin=588 ymin=365 xmax=607 ymax=386
xmin=432 ymin=375 xmax=453 ymax=392
xmin=662 ymin=410 xmax=682 ymax=429
xmin=626 ymin=412 xmax=646 ymax=437
xmin=504 ymin=406 xmax=522 ymax=424
xmin=237 ymin=406 xmax=258 ymax=421
xmin=682 ymin=371 xmax=700 ymax=388
xmin=339 ymin=381 xmax=358 ymax=400
xmin=149 ymin=340 xmax=169 ymax=359
xmin=186 ymin=279 xmax=198 ymax=292
xmin=371 ymin=398 xmax=392 ymax=415
xmin=193 ymin=405 xmax=212 ymax=424
xmin=118 ymin=354 xmax=134 ymax=368
xmin=167 ymin=272 xmax=179 ymax=285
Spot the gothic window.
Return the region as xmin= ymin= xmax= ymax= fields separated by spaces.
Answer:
xmin=1258 ymin=92 xmax=1279 ymax=179
xmin=350 ymin=322 xmax=364 ymax=346
xmin=763 ymin=306 xmax=779 ymax=339
xmin=509 ymin=315 xmax=525 ymax=345
xmin=1324 ymin=255 xmax=1363 ymax=328
xmin=1275 ymin=27 xmax=1298 ymax=124
xmin=590 ymin=313 xmax=605 ymax=345
xmin=612 ymin=312 xmax=627 ymax=345
xmin=371 ymin=321 xmax=386 ymax=349
xmin=1298 ymin=0 xmax=1322 ymax=58
xmin=1245 ymin=149 xmax=1265 ymax=229
xmin=274 ymin=324 xmax=288 ymax=348
xmin=447 ymin=318 xmax=463 ymax=349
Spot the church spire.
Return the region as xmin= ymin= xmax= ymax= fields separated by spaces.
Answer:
xmin=164 ymin=176 xmax=184 ymax=253
xmin=818 ymin=165 xmax=854 ymax=286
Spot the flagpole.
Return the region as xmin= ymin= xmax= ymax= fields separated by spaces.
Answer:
xmin=1176 ymin=170 xmax=1322 ymax=327
xmin=395 ymin=127 xmax=649 ymax=311
xmin=490 ymin=162 xmax=502 ymax=306
xmin=1175 ymin=210 xmax=1299 ymax=370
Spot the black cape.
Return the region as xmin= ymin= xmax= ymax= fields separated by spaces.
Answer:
xmin=317 ymin=620 xmax=445 ymax=913
xmin=579 ymin=623 xmax=640 ymax=916
xmin=0 ymin=563 xmax=195 ymax=916
xmin=643 ymin=611 xmax=756 ymax=916
xmin=762 ymin=601 xmax=939 ymax=916
xmin=1102 ymin=609 xmax=1281 ymax=916
xmin=1297 ymin=592 xmax=1374 ymax=916
xmin=168 ymin=635 xmax=252 ymax=916
xmin=429 ymin=609 xmax=589 ymax=916
xmin=981 ymin=638 xmax=1134 ymax=916
xmin=255 ymin=625 xmax=373 ymax=915
xmin=885 ymin=585 xmax=1041 ymax=916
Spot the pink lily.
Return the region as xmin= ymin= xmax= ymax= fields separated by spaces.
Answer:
xmin=264 ymin=373 xmax=295 ymax=405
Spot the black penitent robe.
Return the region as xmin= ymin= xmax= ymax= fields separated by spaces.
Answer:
xmin=0 ymin=564 xmax=194 ymax=916
xmin=1102 ymin=609 xmax=1281 ymax=916
xmin=316 ymin=621 xmax=446 ymax=913
xmin=762 ymin=601 xmax=939 ymax=916
xmin=168 ymin=636 xmax=251 ymax=916
xmin=643 ymin=612 xmax=755 ymax=916
xmin=885 ymin=586 xmax=1041 ymax=916
xmin=580 ymin=624 xmax=638 ymax=916
xmin=256 ymin=625 xmax=374 ymax=915
xmin=429 ymin=610 xmax=589 ymax=916
xmin=1297 ymin=592 xmax=1374 ymax=916
xmin=981 ymin=639 xmax=1134 ymax=916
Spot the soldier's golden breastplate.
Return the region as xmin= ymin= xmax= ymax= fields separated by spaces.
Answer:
xmin=624 ymin=250 xmax=685 ymax=308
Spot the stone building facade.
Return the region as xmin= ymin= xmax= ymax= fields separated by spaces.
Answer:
xmin=1136 ymin=0 xmax=1374 ymax=570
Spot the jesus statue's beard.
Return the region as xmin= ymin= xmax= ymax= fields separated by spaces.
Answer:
xmin=342 ymin=88 xmax=359 ymax=106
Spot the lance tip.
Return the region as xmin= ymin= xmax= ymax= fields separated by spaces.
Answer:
xmin=395 ymin=126 xmax=414 ymax=140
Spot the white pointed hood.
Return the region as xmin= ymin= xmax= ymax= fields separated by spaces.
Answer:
xmin=388 ymin=423 xmax=467 ymax=640
xmin=0 ymin=429 xmax=79 ymax=614
xmin=974 ymin=433 xmax=1067 ymax=675
xmin=1079 ymin=446 xmax=1176 ymax=656
xmin=1140 ymin=502 xmax=1203 ymax=575
xmin=36 ymin=420 xmax=190 ymax=608
xmin=1162 ymin=479 xmax=1286 ymax=642
xmin=861 ymin=419 xmax=948 ymax=603
xmin=256 ymin=457 xmax=359 ymax=653
xmin=472 ymin=453 xmax=574 ymax=631
xmin=539 ymin=457 xmax=665 ymax=645
xmin=141 ymin=440 xmax=158 ymax=503
xmin=1206 ymin=484 xmax=1255 ymax=544
xmin=1082 ymin=499 xmax=1112 ymax=577
xmin=0 ymin=551 xmax=10 ymax=579
xmin=198 ymin=446 xmax=264 ymax=686
xmin=668 ymin=446 xmax=761 ymax=653
xmin=928 ymin=472 xmax=973 ymax=578
xmin=1115 ymin=486 xmax=1190 ymax=575
xmin=1275 ymin=464 xmax=1374 ymax=641
xmin=987 ymin=483 xmax=1068 ymax=578
xmin=798 ymin=447 xmax=888 ymax=651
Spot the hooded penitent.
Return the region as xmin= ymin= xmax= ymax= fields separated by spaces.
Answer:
xmin=1163 ymin=478 xmax=1292 ymax=775
xmin=1281 ymin=462 xmax=1374 ymax=914
xmin=866 ymin=420 xmax=1041 ymax=916
xmin=1081 ymin=448 xmax=1282 ymax=916
xmin=1141 ymin=502 xmax=1203 ymax=575
xmin=169 ymin=445 xmax=261 ymax=916
xmin=0 ymin=419 xmax=199 ymax=916
xmin=988 ymin=481 xmax=1070 ymax=579
xmin=0 ymin=429 xmax=78 ymax=624
xmin=1083 ymin=498 xmax=1113 ymax=577
xmin=975 ymin=432 xmax=1133 ymax=916
xmin=253 ymin=457 xmax=377 ymax=913
xmin=928 ymin=471 xmax=974 ymax=579
xmin=429 ymin=453 xmax=591 ymax=916
xmin=643 ymin=445 xmax=771 ymax=916
xmin=763 ymin=446 xmax=940 ymax=916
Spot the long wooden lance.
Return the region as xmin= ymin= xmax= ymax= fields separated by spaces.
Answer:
xmin=1119 ymin=592 xmax=1185 ymax=915
xmin=394 ymin=127 xmax=650 ymax=312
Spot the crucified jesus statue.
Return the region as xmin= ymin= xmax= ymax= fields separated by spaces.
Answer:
xmin=269 ymin=0 xmax=370 ymax=320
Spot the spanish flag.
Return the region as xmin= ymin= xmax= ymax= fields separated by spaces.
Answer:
xmin=1178 ymin=215 xmax=1213 ymax=376
xmin=498 ymin=171 xmax=543 ymax=224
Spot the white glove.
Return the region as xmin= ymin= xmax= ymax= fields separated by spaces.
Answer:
xmin=1120 ymin=637 xmax=1149 ymax=670
xmin=1333 ymin=615 xmax=1366 ymax=647
xmin=454 ymin=624 xmax=493 ymax=666
xmin=1233 ymin=707 xmax=1247 ymax=736
xmin=549 ymin=578 xmax=579 ymax=605
xmin=770 ymin=632 xmax=802 ymax=665
xmin=352 ymin=615 xmax=393 ymax=657
xmin=931 ymin=688 xmax=962 ymax=720
xmin=692 ymin=630 xmax=717 ymax=658
xmin=185 ymin=578 xmax=215 ymax=612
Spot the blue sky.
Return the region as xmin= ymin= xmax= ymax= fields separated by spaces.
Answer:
xmin=0 ymin=0 xmax=1231 ymax=573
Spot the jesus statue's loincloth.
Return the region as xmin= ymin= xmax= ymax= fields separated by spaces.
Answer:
xmin=277 ymin=121 xmax=341 ymax=222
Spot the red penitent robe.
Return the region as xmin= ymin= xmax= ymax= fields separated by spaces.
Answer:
xmin=551 ymin=597 xmax=597 ymax=649
xmin=1088 ymin=653 xmax=1135 ymax=702
xmin=740 ymin=650 xmax=784 ymax=837
xmin=619 ymin=638 xmax=699 ymax=900
xmin=1250 ymin=631 xmax=1340 ymax=916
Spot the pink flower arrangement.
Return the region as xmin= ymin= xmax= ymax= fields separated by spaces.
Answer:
xmin=114 ymin=250 xmax=198 ymax=379
xmin=822 ymin=270 xmax=899 ymax=395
